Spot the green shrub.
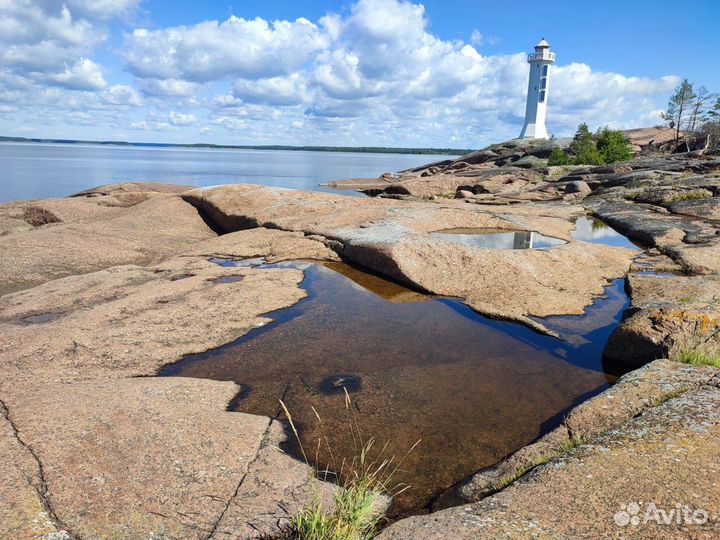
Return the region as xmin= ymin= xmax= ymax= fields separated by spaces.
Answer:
xmin=564 ymin=123 xmax=633 ymax=166
xmin=596 ymin=128 xmax=633 ymax=163
xmin=548 ymin=147 xmax=571 ymax=166
xmin=574 ymin=145 xmax=605 ymax=165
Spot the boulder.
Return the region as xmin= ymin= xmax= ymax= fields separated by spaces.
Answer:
xmin=511 ymin=155 xmax=547 ymax=169
xmin=564 ymin=180 xmax=592 ymax=195
xmin=183 ymin=185 xmax=634 ymax=331
xmin=605 ymin=274 xmax=720 ymax=368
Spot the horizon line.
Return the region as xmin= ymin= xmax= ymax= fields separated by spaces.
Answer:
xmin=0 ymin=135 xmax=472 ymax=156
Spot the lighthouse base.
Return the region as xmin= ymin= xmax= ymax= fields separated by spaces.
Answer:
xmin=519 ymin=122 xmax=549 ymax=139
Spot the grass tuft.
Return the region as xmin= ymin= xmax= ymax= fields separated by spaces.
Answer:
xmin=667 ymin=190 xmax=711 ymax=204
xmin=280 ymin=390 xmax=419 ymax=540
xmin=670 ymin=315 xmax=720 ymax=369
xmin=676 ymin=346 xmax=720 ymax=368
xmin=554 ymin=435 xmax=588 ymax=454
xmin=293 ymin=473 xmax=384 ymax=540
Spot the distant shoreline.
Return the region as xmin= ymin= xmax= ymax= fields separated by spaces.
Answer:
xmin=0 ymin=135 xmax=470 ymax=156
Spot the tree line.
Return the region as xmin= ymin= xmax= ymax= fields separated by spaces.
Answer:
xmin=548 ymin=79 xmax=720 ymax=167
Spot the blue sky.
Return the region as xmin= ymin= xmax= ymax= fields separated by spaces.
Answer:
xmin=1 ymin=0 xmax=718 ymax=147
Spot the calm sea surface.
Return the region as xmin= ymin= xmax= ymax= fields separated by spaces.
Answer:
xmin=0 ymin=142 xmax=455 ymax=203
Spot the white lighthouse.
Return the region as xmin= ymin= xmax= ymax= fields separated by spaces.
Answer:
xmin=519 ymin=38 xmax=555 ymax=139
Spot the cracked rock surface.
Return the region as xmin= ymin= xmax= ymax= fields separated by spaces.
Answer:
xmin=0 ymin=256 xmax=308 ymax=384
xmin=0 ymin=207 xmax=338 ymax=539
xmin=1 ymin=378 xmax=330 ymax=540
xmin=2 ymin=138 xmax=720 ymax=539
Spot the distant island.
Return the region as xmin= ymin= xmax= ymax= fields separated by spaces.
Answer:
xmin=0 ymin=135 xmax=471 ymax=156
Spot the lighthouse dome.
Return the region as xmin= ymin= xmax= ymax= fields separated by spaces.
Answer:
xmin=535 ymin=38 xmax=550 ymax=48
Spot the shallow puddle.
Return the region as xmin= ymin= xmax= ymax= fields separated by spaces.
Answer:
xmin=572 ymin=216 xmax=641 ymax=250
xmin=431 ymin=228 xmax=566 ymax=250
xmin=211 ymin=275 xmax=245 ymax=284
xmin=163 ymin=260 xmax=629 ymax=515
xmin=22 ymin=312 xmax=62 ymax=324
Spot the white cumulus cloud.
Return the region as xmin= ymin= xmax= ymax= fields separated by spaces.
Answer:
xmin=47 ymin=58 xmax=106 ymax=90
xmin=124 ymin=16 xmax=330 ymax=82
xmin=169 ymin=111 xmax=196 ymax=126
xmin=233 ymin=73 xmax=310 ymax=106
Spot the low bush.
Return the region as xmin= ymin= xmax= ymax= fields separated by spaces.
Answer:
xmin=549 ymin=123 xmax=633 ymax=166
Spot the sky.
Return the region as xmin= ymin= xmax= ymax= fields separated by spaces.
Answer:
xmin=1 ymin=0 xmax=718 ymax=148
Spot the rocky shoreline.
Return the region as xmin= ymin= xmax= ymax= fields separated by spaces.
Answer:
xmin=1 ymin=131 xmax=719 ymax=539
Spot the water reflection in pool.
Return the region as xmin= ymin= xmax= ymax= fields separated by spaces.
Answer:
xmin=571 ymin=216 xmax=641 ymax=250
xmin=431 ymin=228 xmax=566 ymax=250
xmin=163 ymin=260 xmax=629 ymax=515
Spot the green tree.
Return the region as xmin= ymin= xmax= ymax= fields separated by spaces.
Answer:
xmin=688 ymin=86 xmax=717 ymax=133
xmin=548 ymin=147 xmax=571 ymax=166
xmin=569 ymin=123 xmax=604 ymax=165
xmin=708 ymin=96 xmax=720 ymax=121
xmin=701 ymin=96 xmax=720 ymax=149
xmin=596 ymin=128 xmax=632 ymax=163
xmin=661 ymin=79 xmax=696 ymax=143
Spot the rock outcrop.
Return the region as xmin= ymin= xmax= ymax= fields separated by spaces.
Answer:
xmin=1 ymin=378 xmax=331 ymax=540
xmin=0 ymin=255 xmax=310 ymax=383
xmin=340 ymin=140 xmax=720 ymax=368
xmin=0 ymin=188 xmax=218 ymax=295
xmin=183 ymin=185 xmax=634 ymax=332
xmin=604 ymin=273 xmax=720 ymax=368
xmin=0 ymin=225 xmax=341 ymax=540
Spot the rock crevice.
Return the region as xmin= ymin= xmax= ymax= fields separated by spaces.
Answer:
xmin=205 ymin=417 xmax=272 ymax=540
xmin=0 ymin=396 xmax=75 ymax=540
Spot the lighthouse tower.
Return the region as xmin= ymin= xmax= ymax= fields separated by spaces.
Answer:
xmin=519 ymin=38 xmax=555 ymax=139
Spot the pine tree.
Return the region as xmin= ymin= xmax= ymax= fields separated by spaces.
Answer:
xmin=596 ymin=128 xmax=632 ymax=164
xmin=708 ymin=96 xmax=720 ymax=122
xmin=702 ymin=97 xmax=720 ymax=149
xmin=688 ymin=86 xmax=715 ymax=133
xmin=569 ymin=123 xmax=604 ymax=165
xmin=661 ymin=79 xmax=696 ymax=143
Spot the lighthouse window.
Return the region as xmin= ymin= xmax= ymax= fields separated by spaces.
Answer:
xmin=542 ymin=65 xmax=548 ymax=76
xmin=539 ymin=90 xmax=546 ymax=103
xmin=540 ymin=78 xmax=547 ymax=90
